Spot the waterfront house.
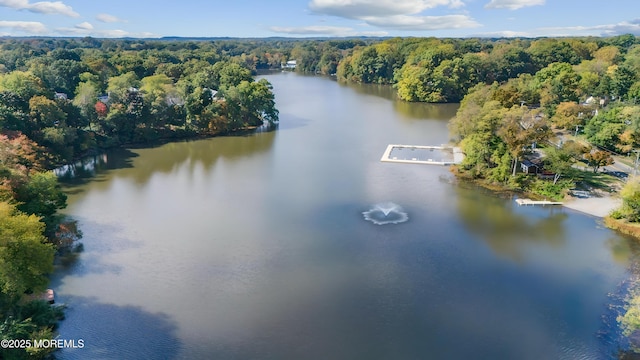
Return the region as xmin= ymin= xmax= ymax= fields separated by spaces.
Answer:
xmin=521 ymin=159 xmax=539 ymax=174
xmin=282 ymin=60 xmax=297 ymax=69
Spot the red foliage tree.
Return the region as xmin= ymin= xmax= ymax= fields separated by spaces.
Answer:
xmin=95 ymin=101 xmax=108 ymax=118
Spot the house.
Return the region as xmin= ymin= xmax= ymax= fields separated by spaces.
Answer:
xmin=24 ymin=289 xmax=54 ymax=304
xmin=520 ymin=159 xmax=539 ymax=174
xmin=282 ymin=60 xmax=297 ymax=69
xmin=54 ymin=92 xmax=68 ymax=100
xmin=97 ymin=94 xmax=110 ymax=103
xmin=166 ymin=94 xmax=184 ymax=106
xmin=583 ymin=96 xmax=595 ymax=105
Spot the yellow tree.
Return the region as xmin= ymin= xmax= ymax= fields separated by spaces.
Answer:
xmin=551 ymin=101 xmax=588 ymax=129
xmin=584 ymin=149 xmax=614 ymax=173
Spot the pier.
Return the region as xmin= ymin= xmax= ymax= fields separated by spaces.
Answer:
xmin=515 ymin=199 xmax=563 ymax=206
xmin=380 ymin=144 xmax=464 ymax=165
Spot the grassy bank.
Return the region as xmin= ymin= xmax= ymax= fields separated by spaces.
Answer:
xmin=450 ymin=165 xmax=572 ymax=201
xmin=605 ymin=217 xmax=640 ymax=239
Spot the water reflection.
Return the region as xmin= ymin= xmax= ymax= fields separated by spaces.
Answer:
xmin=600 ymin=240 xmax=640 ymax=357
xmin=58 ymin=131 xmax=276 ymax=189
xmin=393 ymin=101 xmax=460 ymax=121
xmin=344 ymin=82 xmax=397 ymax=99
xmin=455 ymin=183 xmax=566 ymax=261
xmin=607 ymin=236 xmax=634 ymax=266
xmin=55 ymin=296 xmax=182 ymax=360
xmin=56 ymin=149 xmax=137 ymax=186
xmin=136 ymin=131 xmax=276 ymax=178
xmin=49 ymin=216 xmax=142 ymax=278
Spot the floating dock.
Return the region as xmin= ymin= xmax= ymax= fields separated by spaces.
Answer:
xmin=380 ymin=144 xmax=464 ymax=165
xmin=515 ymin=199 xmax=563 ymax=206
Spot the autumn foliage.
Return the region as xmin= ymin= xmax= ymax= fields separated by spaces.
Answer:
xmin=95 ymin=100 xmax=108 ymax=118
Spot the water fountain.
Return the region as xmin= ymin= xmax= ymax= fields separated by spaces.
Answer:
xmin=362 ymin=202 xmax=409 ymax=225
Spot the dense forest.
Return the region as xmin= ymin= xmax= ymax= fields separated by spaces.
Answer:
xmin=2 ymin=34 xmax=640 ymax=358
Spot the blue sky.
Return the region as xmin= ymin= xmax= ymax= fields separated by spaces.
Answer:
xmin=0 ymin=0 xmax=638 ymax=38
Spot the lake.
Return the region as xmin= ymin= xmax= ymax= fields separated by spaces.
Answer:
xmin=52 ymin=72 xmax=636 ymax=359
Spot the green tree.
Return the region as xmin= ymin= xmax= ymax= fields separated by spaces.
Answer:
xmin=618 ymin=176 xmax=640 ymax=222
xmin=73 ymin=74 xmax=100 ymax=126
xmin=28 ymin=95 xmax=65 ymax=129
xmin=45 ymin=59 xmax=89 ymax=95
xmin=0 ymin=91 xmax=30 ymax=133
xmin=141 ymin=74 xmax=179 ymax=128
xmin=106 ymin=71 xmax=140 ymax=105
xmin=535 ymin=62 xmax=581 ymax=114
xmin=611 ymin=65 xmax=638 ymax=100
xmin=0 ymin=71 xmax=49 ymax=100
xmin=544 ymin=141 xmax=585 ymax=184
xmin=491 ymin=74 xmax=540 ymax=108
xmin=584 ymin=105 xmax=629 ymax=149
xmin=528 ymin=39 xmax=582 ymax=70
xmin=13 ymin=171 xmax=67 ymax=234
xmin=0 ymin=202 xmax=54 ymax=297
xmin=395 ymin=65 xmax=433 ymax=102
xmin=223 ymin=79 xmax=278 ymax=128
xmin=486 ymin=43 xmax=535 ymax=82
xmin=217 ymin=62 xmax=252 ymax=88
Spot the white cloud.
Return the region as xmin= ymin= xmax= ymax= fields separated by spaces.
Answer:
xmin=96 ymin=13 xmax=127 ymax=23
xmin=95 ymin=30 xmax=158 ymax=38
xmin=0 ymin=0 xmax=79 ymax=17
xmin=471 ymin=30 xmax=531 ymax=37
xmin=537 ymin=19 xmax=640 ymax=37
xmin=269 ymin=25 xmax=388 ymax=37
xmin=484 ymin=0 xmax=544 ymax=10
xmin=309 ymin=0 xmax=465 ymax=18
xmin=75 ymin=21 xmax=93 ymax=30
xmin=307 ymin=0 xmax=477 ymax=32
xmin=55 ymin=26 xmax=160 ymax=38
xmin=0 ymin=20 xmax=47 ymax=34
xmin=472 ymin=19 xmax=640 ymax=38
xmin=270 ymin=25 xmax=354 ymax=35
xmin=363 ymin=14 xmax=480 ymax=30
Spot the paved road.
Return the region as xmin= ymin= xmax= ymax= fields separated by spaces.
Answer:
xmin=554 ymin=132 xmax=636 ymax=179
xmin=603 ymin=155 xmax=637 ymax=179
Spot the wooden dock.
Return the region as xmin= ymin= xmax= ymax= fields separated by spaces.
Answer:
xmin=515 ymin=199 xmax=563 ymax=206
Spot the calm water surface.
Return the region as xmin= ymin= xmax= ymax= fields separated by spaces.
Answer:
xmin=52 ymin=72 xmax=635 ymax=359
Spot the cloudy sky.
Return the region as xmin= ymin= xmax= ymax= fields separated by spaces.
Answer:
xmin=0 ymin=0 xmax=638 ymax=38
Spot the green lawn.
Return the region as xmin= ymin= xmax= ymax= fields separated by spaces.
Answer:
xmin=573 ymin=168 xmax=624 ymax=192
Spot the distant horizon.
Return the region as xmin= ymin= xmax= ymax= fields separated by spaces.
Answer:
xmin=0 ymin=0 xmax=638 ymax=39
xmin=0 ymin=33 xmax=635 ymax=42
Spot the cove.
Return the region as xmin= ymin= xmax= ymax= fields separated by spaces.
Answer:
xmin=51 ymin=72 xmax=637 ymax=359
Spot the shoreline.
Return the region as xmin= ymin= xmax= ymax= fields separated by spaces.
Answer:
xmin=562 ymin=193 xmax=622 ymax=218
